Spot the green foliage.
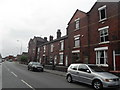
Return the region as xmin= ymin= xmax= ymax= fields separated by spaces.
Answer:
xmin=20 ymin=55 xmax=28 ymax=62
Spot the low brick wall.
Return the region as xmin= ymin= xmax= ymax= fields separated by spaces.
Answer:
xmin=44 ymin=65 xmax=67 ymax=72
xmin=109 ymin=71 xmax=120 ymax=77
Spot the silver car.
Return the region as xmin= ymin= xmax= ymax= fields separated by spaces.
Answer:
xmin=66 ymin=64 xmax=120 ymax=90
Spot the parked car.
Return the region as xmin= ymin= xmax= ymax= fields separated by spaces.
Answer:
xmin=66 ymin=64 xmax=120 ymax=90
xmin=28 ymin=62 xmax=44 ymax=72
xmin=0 ymin=59 xmax=2 ymax=65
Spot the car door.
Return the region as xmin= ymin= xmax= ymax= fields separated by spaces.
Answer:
xmin=69 ymin=65 xmax=78 ymax=81
xmin=77 ymin=65 xmax=94 ymax=85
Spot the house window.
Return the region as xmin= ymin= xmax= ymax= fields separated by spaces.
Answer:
xmin=72 ymin=53 xmax=80 ymax=63
xmin=95 ymin=50 xmax=108 ymax=66
xmin=37 ymin=47 xmax=40 ymax=53
xmin=98 ymin=5 xmax=107 ymax=21
xmin=60 ymin=40 xmax=64 ymax=51
xmin=59 ymin=54 xmax=63 ymax=64
xmin=50 ymin=44 xmax=54 ymax=52
xmin=43 ymin=46 xmax=46 ymax=53
xmin=99 ymin=26 xmax=109 ymax=43
xmin=74 ymin=35 xmax=80 ymax=47
xmin=75 ymin=18 xmax=80 ymax=30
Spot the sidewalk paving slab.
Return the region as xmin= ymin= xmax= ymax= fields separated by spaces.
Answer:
xmin=44 ymin=69 xmax=66 ymax=77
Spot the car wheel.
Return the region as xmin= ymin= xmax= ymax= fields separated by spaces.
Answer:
xmin=93 ymin=80 xmax=103 ymax=90
xmin=41 ymin=69 xmax=44 ymax=72
xmin=67 ymin=75 xmax=72 ymax=83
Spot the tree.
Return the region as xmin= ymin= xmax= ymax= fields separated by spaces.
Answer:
xmin=20 ymin=55 xmax=28 ymax=64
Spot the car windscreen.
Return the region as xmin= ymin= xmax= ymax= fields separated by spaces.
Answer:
xmin=88 ymin=65 xmax=105 ymax=72
xmin=32 ymin=62 xmax=41 ymax=65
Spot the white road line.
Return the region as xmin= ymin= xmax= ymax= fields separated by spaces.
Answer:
xmin=21 ymin=80 xmax=35 ymax=90
xmin=11 ymin=72 xmax=18 ymax=77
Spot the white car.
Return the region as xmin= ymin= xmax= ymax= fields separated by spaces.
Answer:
xmin=66 ymin=64 xmax=120 ymax=90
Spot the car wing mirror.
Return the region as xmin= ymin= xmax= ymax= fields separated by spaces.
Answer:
xmin=87 ymin=70 xmax=91 ymax=73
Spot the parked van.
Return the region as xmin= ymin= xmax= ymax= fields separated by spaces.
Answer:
xmin=66 ymin=64 xmax=120 ymax=90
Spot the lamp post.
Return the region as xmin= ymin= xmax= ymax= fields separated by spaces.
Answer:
xmin=17 ymin=40 xmax=22 ymax=55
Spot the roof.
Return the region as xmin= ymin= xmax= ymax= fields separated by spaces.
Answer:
xmin=67 ymin=9 xmax=86 ymax=25
xmin=39 ymin=35 xmax=68 ymax=47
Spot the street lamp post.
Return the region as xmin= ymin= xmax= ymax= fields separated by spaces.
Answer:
xmin=17 ymin=40 xmax=22 ymax=55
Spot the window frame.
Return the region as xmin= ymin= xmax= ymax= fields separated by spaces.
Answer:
xmin=98 ymin=5 xmax=107 ymax=22
xmin=59 ymin=54 xmax=63 ymax=65
xmin=74 ymin=35 xmax=80 ymax=48
xmin=75 ymin=18 xmax=80 ymax=30
xmin=59 ymin=40 xmax=64 ymax=51
xmin=98 ymin=26 xmax=109 ymax=44
xmin=50 ymin=44 xmax=54 ymax=52
xmin=95 ymin=50 xmax=108 ymax=67
xmin=43 ymin=45 xmax=46 ymax=53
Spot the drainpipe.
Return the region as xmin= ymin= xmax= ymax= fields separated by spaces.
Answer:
xmin=113 ymin=50 xmax=116 ymax=71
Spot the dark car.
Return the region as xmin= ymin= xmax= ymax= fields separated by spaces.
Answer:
xmin=28 ymin=62 xmax=44 ymax=72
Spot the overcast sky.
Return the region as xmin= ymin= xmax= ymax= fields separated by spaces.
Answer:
xmin=0 ymin=0 xmax=97 ymax=57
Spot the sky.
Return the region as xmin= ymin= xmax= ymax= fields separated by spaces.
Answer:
xmin=0 ymin=0 xmax=97 ymax=58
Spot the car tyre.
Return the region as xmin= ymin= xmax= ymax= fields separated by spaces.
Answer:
xmin=28 ymin=67 xmax=29 ymax=70
xmin=67 ymin=75 xmax=72 ymax=83
xmin=41 ymin=69 xmax=44 ymax=72
xmin=93 ymin=80 xmax=103 ymax=90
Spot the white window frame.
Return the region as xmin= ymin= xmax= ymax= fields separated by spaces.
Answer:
xmin=95 ymin=47 xmax=108 ymax=67
xmin=60 ymin=40 xmax=64 ymax=51
xmin=98 ymin=5 xmax=107 ymax=22
xmin=43 ymin=45 xmax=46 ymax=53
xmin=98 ymin=26 xmax=109 ymax=44
xmin=37 ymin=47 xmax=40 ymax=53
xmin=75 ymin=18 xmax=80 ymax=30
xmin=59 ymin=54 xmax=63 ymax=65
xmin=74 ymin=35 xmax=80 ymax=48
xmin=50 ymin=44 xmax=54 ymax=52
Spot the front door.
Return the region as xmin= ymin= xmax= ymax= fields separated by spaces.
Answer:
xmin=115 ymin=55 xmax=120 ymax=70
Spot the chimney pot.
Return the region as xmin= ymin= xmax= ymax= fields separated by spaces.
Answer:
xmin=57 ymin=29 xmax=61 ymax=39
xmin=44 ymin=37 xmax=47 ymax=42
xmin=49 ymin=35 xmax=53 ymax=41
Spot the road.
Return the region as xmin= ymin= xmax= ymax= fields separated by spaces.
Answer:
xmin=0 ymin=62 xmax=2 ymax=90
xmin=2 ymin=61 xmax=94 ymax=90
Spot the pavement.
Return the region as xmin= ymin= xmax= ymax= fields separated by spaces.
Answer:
xmin=15 ymin=62 xmax=66 ymax=77
xmin=15 ymin=62 xmax=120 ymax=79
xmin=44 ymin=69 xmax=66 ymax=77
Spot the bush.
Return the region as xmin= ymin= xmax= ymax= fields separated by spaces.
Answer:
xmin=20 ymin=56 xmax=28 ymax=63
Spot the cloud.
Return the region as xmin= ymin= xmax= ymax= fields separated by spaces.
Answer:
xmin=0 ymin=0 xmax=96 ymax=57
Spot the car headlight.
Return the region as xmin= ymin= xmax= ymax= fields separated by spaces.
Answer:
xmin=104 ymin=79 xmax=113 ymax=82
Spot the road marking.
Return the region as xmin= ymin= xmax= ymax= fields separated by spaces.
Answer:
xmin=11 ymin=72 xmax=18 ymax=77
xmin=21 ymin=80 xmax=35 ymax=90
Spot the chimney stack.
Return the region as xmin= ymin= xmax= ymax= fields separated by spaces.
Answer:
xmin=49 ymin=35 xmax=53 ymax=41
xmin=44 ymin=37 xmax=47 ymax=42
xmin=57 ymin=29 xmax=61 ymax=39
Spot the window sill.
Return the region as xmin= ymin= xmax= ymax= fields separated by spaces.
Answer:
xmin=96 ymin=64 xmax=108 ymax=67
xmin=59 ymin=63 xmax=63 ymax=65
xmin=99 ymin=18 xmax=107 ymax=22
xmin=73 ymin=46 xmax=80 ymax=49
xmin=99 ymin=41 xmax=110 ymax=45
xmin=59 ymin=50 xmax=64 ymax=51
xmin=74 ymin=28 xmax=80 ymax=31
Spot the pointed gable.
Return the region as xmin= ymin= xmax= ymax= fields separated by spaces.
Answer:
xmin=68 ymin=9 xmax=87 ymax=25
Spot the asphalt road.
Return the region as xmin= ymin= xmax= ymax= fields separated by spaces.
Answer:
xmin=0 ymin=63 xmax=2 ymax=90
xmin=2 ymin=61 xmax=94 ymax=90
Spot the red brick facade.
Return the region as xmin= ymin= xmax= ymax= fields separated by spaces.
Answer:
xmin=28 ymin=2 xmax=120 ymax=71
